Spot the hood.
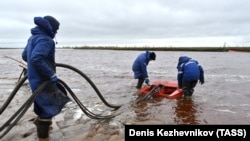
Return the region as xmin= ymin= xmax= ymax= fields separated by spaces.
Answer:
xmin=33 ymin=16 xmax=59 ymax=38
xmin=177 ymin=56 xmax=191 ymax=67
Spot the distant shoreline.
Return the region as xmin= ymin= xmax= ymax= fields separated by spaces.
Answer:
xmin=72 ymin=46 xmax=250 ymax=52
xmin=1 ymin=46 xmax=250 ymax=52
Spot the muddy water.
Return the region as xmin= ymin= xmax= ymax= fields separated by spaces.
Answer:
xmin=0 ymin=49 xmax=250 ymax=141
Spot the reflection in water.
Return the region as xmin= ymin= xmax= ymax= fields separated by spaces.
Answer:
xmin=174 ymin=97 xmax=198 ymax=124
xmin=132 ymin=100 xmax=150 ymax=121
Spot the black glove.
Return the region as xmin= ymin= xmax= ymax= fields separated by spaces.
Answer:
xmin=199 ymin=76 xmax=204 ymax=85
xmin=144 ymin=78 xmax=150 ymax=85
xmin=199 ymin=67 xmax=204 ymax=85
xmin=199 ymin=80 xmax=204 ymax=85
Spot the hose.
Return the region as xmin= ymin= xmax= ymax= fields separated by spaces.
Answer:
xmin=0 ymin=75 xmax=28 ymax=115
xmin=0 ymin=63 xmax=122 ymax=139
xmin=58 ymin=79 xmax=117 ymax=119
xmin=56 ymin=63 xmax=121 ymax=109
xmin=135 ymin=84 xmax=163 ymax=103
xmin=0 ymin=80 xmax=50 ymax=139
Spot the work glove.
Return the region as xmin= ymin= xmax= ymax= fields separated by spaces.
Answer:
xmin=199 ymin=80 xmax=204 ymax=85
xmin=199 ymin=76 xmax=205 ymax=85
xmin=145 ymin=78 xmax=150 ymax=85
xmin=50 ymin=74 xmax=58 ymax=83
xmin=199 ymin=70 xmax=205 ymax=85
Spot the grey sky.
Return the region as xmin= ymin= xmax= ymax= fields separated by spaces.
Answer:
xmin=1 ymin=0 xmax=250 ymax=48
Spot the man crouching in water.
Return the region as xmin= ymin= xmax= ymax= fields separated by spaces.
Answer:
xmin=22 ymin=15 xmax=71 ymax=141
xmin=177 ymin=56 xmax=205 ymax=97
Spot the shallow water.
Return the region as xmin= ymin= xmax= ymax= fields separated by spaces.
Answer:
xmin=0 ymin=49 xmax=250 ymax=140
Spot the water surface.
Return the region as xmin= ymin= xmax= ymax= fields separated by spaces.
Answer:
xmin=0 ymin=49 xmax=250 ymax=141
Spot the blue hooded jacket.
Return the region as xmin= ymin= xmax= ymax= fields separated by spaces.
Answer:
xmin=22 ymin=16 xmax=69 ymax=118
xmin=177 ymin=56 xmax=204 ymax=88
xmin=22 ymin=17 xmax=57 ymax=92
xmin=132 ymin=50 xmax=151 ymax=79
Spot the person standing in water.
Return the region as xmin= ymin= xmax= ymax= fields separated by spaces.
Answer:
xmin=132 ymin=50 xmax=156 ymax=89
xmin=22 ymin=15 xmax=70 ymax=141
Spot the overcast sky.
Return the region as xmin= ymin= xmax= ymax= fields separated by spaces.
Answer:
xmin=1 ymin=0 xmax=250 ymax=48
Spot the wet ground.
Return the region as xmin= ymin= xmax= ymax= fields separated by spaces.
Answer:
xmin=0 ymin=49 xmax=250 ymax=141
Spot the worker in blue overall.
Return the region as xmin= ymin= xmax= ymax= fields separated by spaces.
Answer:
xmin=132 ymin=51 xmax=156 ymax=89
xmin=22 ymin=15 xmax=70 ymax=141
xmin=177 ymin=56 xmax=205 ymax=97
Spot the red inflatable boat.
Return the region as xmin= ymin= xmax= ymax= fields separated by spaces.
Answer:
xmin=138 ymin=80 xmax=183 ymax=99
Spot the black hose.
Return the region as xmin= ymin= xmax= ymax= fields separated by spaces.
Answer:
xmin=58 ymin=79 xmax=117 ymax=119
xmin=1 ymin=63 xmax=120 ymax=116
xmin=0 ymin=75 xmax=28 ymax=115
xmin=56 ymin=63 xmax=121 ymax=109
xmin=0 ymin=81 xmax=50 ymax=139
xmin=135 ymin=84 xmax=162 ymax=103
xmin=0 ymin=63 xmax=122 ymax=139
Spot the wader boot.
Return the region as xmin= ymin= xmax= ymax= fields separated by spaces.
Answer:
xmin=34 ymin=117 xmax=52 ymax=141
xmin=136 ymin=77 xmax=145 ymax=89
xmin=38 ymin=138 xmax=49 ymax=141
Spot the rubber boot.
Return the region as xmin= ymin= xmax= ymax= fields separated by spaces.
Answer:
xmin=34 ymin=117 xmax=52 ymax=141
xmin=38 ymin=138 xmax=49 ymax=141
xmin=136 ymin=78 xmax=144 ymax=89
